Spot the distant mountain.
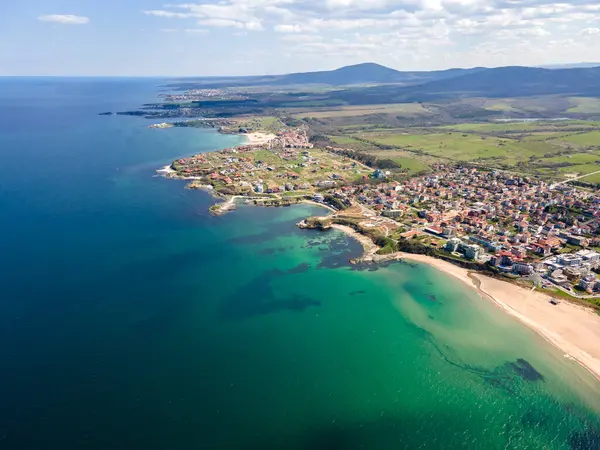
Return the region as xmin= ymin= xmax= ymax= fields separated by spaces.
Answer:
xmin=539 ymin=63 xmax=600 ymax=69
xmin=402 ymin=66 xmax=600 ymax=98
xmin=280 ymin=62 xmax=403 ymax=85
xmin=166 ymin=63 xmax=485 ymax=89
xmin=166 ymin=63 xmax=600 ymax=100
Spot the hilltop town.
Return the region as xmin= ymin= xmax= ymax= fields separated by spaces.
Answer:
xmin=163 ymin=125 xmax=600 ymax=305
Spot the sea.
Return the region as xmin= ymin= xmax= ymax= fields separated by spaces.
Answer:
xmin=0 ymin=78 xmax=599 ymax=450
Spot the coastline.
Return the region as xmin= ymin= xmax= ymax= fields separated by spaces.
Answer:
xmin=333 ymin=223 xmax=600 ymax=381
xmin=156 ymin=126 xmax=600 ymax=381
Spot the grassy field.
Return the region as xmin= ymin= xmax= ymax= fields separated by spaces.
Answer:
xmin=557 ymin=164 xmax=600 ymax=176
xmin=366 ymin=150 xmax=431 ymax=173
xmin=580 ymin=172 xmax=600 ymax=183
xmin=482 ymin=101 xmax=516 ymax=112
xmin=237 ymin=116 xmax=285 ymax=133
xmin=328 ymin=135 xmax=362 ymax=145
xmin=386 ymin=157 xmax=430 ymax=173
xmin=440 ymin=121 xmax=600 ymax=133
xmin=317 ymin=120 xmax=600 ymax=178
xmin=359 ymin=131 xmax=548 ymax=162
xmin=559 ymin=131 xmax=600 ymax=147
xmin=541 ymin=153 xmax=600 ymax=164
xmin=521 ymin=132 xmax=576 ymax=141
xmin=252 ymin=149 xmax=281 ymax=165
xmin=567 ymin=98 xmax=600 ymax=114
xmin=291 ymin=103 xmax=431 ymax=119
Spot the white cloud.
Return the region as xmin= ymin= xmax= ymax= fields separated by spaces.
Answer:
xmin=142 ymin=0 xmax=600 ymax=70
xmin=160 ymin=28 xmax=209 ymax=34
xmin=144 ymin=10 xmax=193 ymax=18
xmin=199 ymin=18 xmax=245 ymax=28
xmin=281 ymin=34 xmax=323 ymax=42
xmin=146 ymin=2 xmax=270 ymax=30
xmin=581 ymin=27 xmax=600 ymax=35
xmin=275 ymin=24 xmax=303 ymax=33
xmin=38 ymin=14 xmax=90 ymax=25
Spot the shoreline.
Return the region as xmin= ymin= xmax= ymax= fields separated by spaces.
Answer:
xmin=156 ymin=128 xmax=600 ymax=381
xmin=332 ymin=223 xmax=600 ymax=381
xmin=156 ymin=164 xmax=176 ymax=174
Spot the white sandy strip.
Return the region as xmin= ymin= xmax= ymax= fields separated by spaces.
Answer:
xmin=396 ymin=252 xmax=600 ymax=381
xmin=243 ymin=132 xmax=276 ymax=145
xmin=156 ymin=164 xmax=175 ymax=174
xmin=330 ymin=224 xmax=379 ymax=256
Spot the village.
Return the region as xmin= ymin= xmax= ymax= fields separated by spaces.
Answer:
xmin=167 ymin=127 xmax=600 ymax=299
xmin=168 ymin=128 xmax=370 ymax=200
xmin=324 ymin=165 xmax=600 ymax=297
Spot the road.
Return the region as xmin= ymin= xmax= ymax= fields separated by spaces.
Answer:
xmin=551 ymin=169 xmax=600 ymax=188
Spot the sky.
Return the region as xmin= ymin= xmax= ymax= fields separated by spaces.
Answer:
xmin=1 ymin=0 xmax=599 ymax=76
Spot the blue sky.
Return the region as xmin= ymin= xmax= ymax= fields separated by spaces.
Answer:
xmin=1 ymin=0 xmax=599 ymax=76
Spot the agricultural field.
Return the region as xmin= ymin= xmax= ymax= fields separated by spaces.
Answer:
xmin=328 ymin=135 xmax=362 ymax=145
xmin=559 ymin=131 xmax=600 ymax=147
xmin=474 ymin=96 xmax=600 ymax=116
xmin=540 ymin=153 xmax=600 ymax=165
xmin=556 ymin=164 xmax=600 ymax=177
xmin=482 ymin=101 xmax=516 ymax=112
xmin=366 ymin=152 xmax=431 ymax=174
xmin=440 ymin=121 xmax=600 ymax=134
xmin=358 ymin=131 xmax=545 ymax=163
xmin=321 ymin=120 xmax=600 ymax=179
xmin=291 ymin=103 xmax=432 ymax=119
xmin=580 ymin=172 xmax=600 ymax=184
xmin=567 ymin=97 xmax=600 ymax=114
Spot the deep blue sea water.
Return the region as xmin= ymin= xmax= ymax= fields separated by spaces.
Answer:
xmin=1 ymin=78 xmax=599 ymax=450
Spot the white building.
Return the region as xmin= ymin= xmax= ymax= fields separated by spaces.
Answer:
xmin=464 ymin=244 xmax=481 ymax=260
xmin=513 ymin=263 xmax=533 ymax=275
xmin=579 ymin=274 xmax=597 ymax=291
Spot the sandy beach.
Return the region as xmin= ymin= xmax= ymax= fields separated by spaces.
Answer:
xmin=156 ymin=164 xmax=176 ymax=174
xmin=333 ymin=225 xmax=600 ymax=380
xmin=244 ymin=132 xmax=275 ymax=145
xmin=330 ymin=224 xmax=379 ymax=254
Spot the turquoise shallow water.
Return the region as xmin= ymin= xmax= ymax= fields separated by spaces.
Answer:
xmin=0 ymin=79 xmax=599 ymax=449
